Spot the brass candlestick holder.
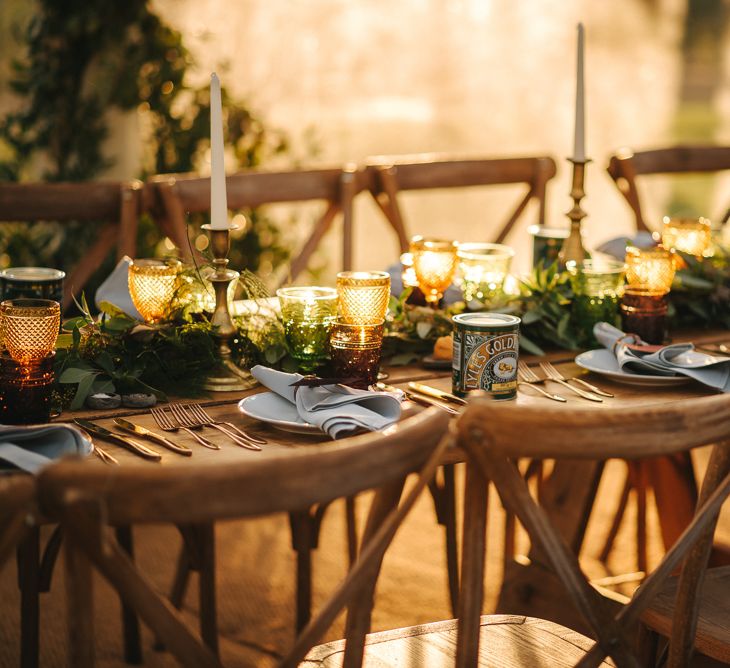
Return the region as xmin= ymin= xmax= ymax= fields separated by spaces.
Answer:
xmin=201 ymin=224 xmax=257 ymax=392
xmin=559 ymin=158 xmax=589 ymax=266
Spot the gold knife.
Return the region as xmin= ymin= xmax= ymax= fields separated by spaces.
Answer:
xmin=376 ymin=382 xmax=459 ymax=415
xmin=113 ymin=418 xmax=193 ymax=456
xmin=74 ymin=419 xmax=162 ymax=462
xmin=408 ymin=382 xmax=467 ymax=406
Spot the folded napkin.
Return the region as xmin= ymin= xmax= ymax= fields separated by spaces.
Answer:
xmin=250 ymin=365 xmax=402 ymax=439
xmin=95 ymin=256 xmax=143 ymax=319
xmin=0 ymin=424 xmax=93 ymax=474
xmin=594 ymin=322 xmax=730 ymax=392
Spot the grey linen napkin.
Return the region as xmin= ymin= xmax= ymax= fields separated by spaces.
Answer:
xmin=250 ymin=365 xmax=402 ymax=439
xmin=594 ymin=322 xmax=730 ymax=392
xmin=0 ymin=424 xmax=93 ymax=474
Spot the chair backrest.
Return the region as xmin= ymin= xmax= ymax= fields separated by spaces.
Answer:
xmin=454 ymin=394 xmax=730 ymax=668
xmin=363 ymin=153 xmax=557 ymax=251
xmin=38 ymin=408 xmax=450 ymax=667
xmin=606 ymin=145 xmax=730 ymax=232
xmin=146 ymin=166 xmax=365 ymax=286
xmin=0 ymin=181 xmax=142 ymax=310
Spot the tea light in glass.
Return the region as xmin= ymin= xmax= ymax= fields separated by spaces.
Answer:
xmin=621 ymin=246 xmax=676 ymax=344
xmin=128 ymin=258 xmax=182 ymax=323
xmin=336 ymin=271 xmax=390 ymax=324
xmin=410 ymin=236 xmax=458 ymax=307
xmin=567 ymin=260 xmax=626 ymax=345
xmin=0 ymin=298 xmax=60 ymax=363
xmin=661 ymin=216 xmax=712 ymax=257
xmin=277 ymin=287 xmax=338 ymax=371
xmin=329 ymin=320 xmax=385 ymax=389
xmin=457 ymin=242 xmax=515 ymax=309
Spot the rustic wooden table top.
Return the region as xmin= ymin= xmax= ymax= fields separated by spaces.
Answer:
xmin=54 ymin=328 xmax=730 ymax=468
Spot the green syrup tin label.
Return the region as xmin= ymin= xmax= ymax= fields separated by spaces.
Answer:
xmin=452 ymin=313 xmax=520 ymax=399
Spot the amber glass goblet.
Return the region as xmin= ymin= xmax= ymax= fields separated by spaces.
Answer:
xmin=410 ymin=236 xmax=458 ymax=307
xmin=128 ymin=259 xmax=182 ymax=323
xmin=0 ymin=299 xmax=60 ymax=364
xmin=336 ymin=271 xmax=390 ymax=324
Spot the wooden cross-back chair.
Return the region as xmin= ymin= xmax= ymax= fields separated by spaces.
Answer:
xmin=363 ymin=154 xmax=557 ymax=251
xmin=606 ymin=145 xmax=730 ymax=232
xmin=0 ymin=181 xmax=143 ymax=311
xmin=455 ymin=394 xmax=730 ymax=668
xmin=37 ymin=408 xmax=450 ymax=668
xmin=0 ymin=476 xmax=36 ymax=572
xmin=147 ymin=166 xmax=364 ymax=286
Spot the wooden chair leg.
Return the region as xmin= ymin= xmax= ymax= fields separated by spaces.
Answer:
xmin=630 ymin=461 xmax=649 ymax=573
xmin=456 ymin=464 xmax=489 ymax=668
xmin=65 ymin=531 xmax=95 ymax=668
xmin=636 ymin=622 xmax=659 ymax=667
xmin=442 ymin=464 xmax=460 ymax=614
xmin=17 ymin=527 xmax=40 ymax=668
xmin=197 ymin=524 xmax=218 ymax=656
xmin=289 ymin=510 xmax=317 ymax=632
xmin=115 ymin=526 xmax=143 ymax=665
xmin=598 ymin=466 xmax=632 ymax=563
xmin=345 ymin=496 xmax=358 ymax=567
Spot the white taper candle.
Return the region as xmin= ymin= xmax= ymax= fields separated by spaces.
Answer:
xmin=210 ymin=72 xmax=228 ymax=229
xmin=573 ymin=23 xmax=585 ymax=162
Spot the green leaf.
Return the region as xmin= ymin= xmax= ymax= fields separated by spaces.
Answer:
xmin=70 ymin=372 xmax=99 ymax=410
xmin=416 ymin=321 xmax=433 ymax=339
xmin=519 ymin=334 xmax=544 ymax=356
xmin=388 ymin=351 xmax=421 ymax=366
xmin=58 ymin=367 xmax=96 ymax=384
xmin=557 ymin=312 xmax=571 ymax=340
xmin=521 ymin=309 xmax=543 ymax=325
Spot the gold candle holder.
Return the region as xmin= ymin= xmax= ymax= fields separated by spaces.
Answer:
xmin=409 ymin=236 xmax=458 ymax=307
xmin=559 ymin=158 xmax=590 ymax=266
xmin=336 ymin=271 xmax=390 ymax=324
xmin=128 ymin=258 xmax=182 ymax=323
xmin=661 ymin=216 xmax=712 ymax=257
xmin=201 ymin=224 xmax=257 ymax=392
xmin=0 ymin=299 xmax=60 ymax=364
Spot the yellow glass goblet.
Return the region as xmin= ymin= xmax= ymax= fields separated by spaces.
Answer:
xmin=336 ymin=271 xmax=390 ymax=324
xmin=410 ymin=236 xmax=458 ymax=306
xmin=661 ymin=216 xmax=712 ymax=257
xmin=0 ymin=299 xmax=60 ymax=363
xmin=128 ymin=259 xmax=182 ymax=323
xmin=625 ymin=246 xmax=676 ymax=296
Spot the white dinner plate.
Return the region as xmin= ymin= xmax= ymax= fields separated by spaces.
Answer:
xmin=237 ymin=392 xmax=321 ymax=435
xmin=574 ymin=349 xmax=693 ymax=387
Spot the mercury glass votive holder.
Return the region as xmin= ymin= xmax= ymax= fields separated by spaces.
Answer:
xmin=625 ymin=246 xmax=676 ymax=296
xmin=457 ymin=242 xmax=515 ymax=309
xmin=567 ymin=260 xmax=626 ymax=344
xmin=661 ymin=216 xmax=712 ymax=257
xmin=410 ymin=236 xmax=458 ymax=307
xmin=336 ymin=271 xmax=391 ymax=324
xmin=128 ymin=258 xmax=182 ymax=323
xmin=329 ymin=320 xmax=385 ymax=389
xmin=277 ymin=287 xmax=338 ymax=371
xmin=0 ymin=352 xmax=55 ymax=424
xmin=0 ymin=299 xmax=60 ymax=364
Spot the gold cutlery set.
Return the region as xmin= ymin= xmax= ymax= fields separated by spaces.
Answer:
xmin=518 ymin=361 xmax=613 ymax=403
xmin=77 ymin=402 xmax=267 ymax=465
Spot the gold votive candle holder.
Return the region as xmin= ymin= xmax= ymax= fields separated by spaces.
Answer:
xmin=0 ymin=352 xmax=55 ymax=424
xmin=277 ymin=287 xmax=338 ymax=371
xmin=624 ymin=246 xmax=676 ymax=296
xmin=128 ymin=258 xmax=182 ymax=323
xmin=661 ymin=216 xmax=712 ymax=257
xmin=329 ymin=320 xmax=384 ymax=389
xmin=0 ymin=299 xmax=60 ymax=364
xmin=457 ymin=242 xmax=515 ymax=309
xmin=410 ymin=236 xmax=458 ymax=307
xmin=336 ymin=271 xmax=391 ymax=324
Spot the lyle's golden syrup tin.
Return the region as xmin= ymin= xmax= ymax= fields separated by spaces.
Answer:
xmin=452 ymin=313 xmax=520 ymax=399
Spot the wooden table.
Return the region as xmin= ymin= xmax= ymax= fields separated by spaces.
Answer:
xmin=13 ymin=328 xmax=730 ymax=666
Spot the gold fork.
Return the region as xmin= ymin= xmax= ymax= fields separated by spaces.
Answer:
xmin=517 ymin=362 xmax=567 ymax=402
xmin=542 ymin=360 xmax=614 ymax=398
xmin=539 ymin=362 xmax=603 ymax=402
